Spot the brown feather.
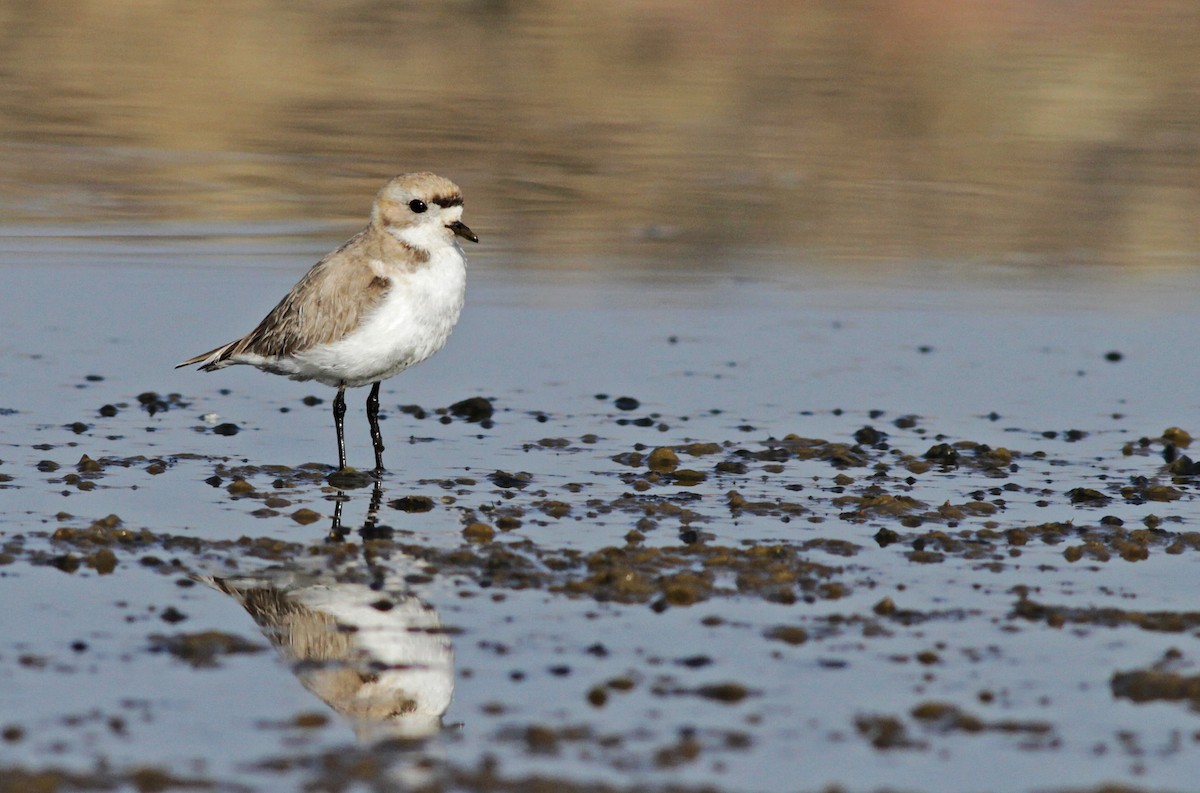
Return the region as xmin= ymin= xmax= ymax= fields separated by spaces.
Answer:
xmin=176 ymin=224 xmax=430 ymax=370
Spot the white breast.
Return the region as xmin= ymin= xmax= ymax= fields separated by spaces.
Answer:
xmin=291 ymin=243 xmax=467 ymax=388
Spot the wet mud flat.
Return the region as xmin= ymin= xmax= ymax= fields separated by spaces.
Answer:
xmin=3 ymin=236 xmax=1200 ymax=792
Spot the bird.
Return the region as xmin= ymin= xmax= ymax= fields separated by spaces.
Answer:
xmin=177 ymin=172 xmax=478 ymax=474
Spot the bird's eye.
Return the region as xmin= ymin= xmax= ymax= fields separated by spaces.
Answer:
xmin=408 ymin=199 xmax=428 ymax=214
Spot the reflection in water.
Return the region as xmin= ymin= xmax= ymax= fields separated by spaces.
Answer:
xmin=328 ymin=479 xmax=391 ymax=542
xmin=202 ymin=482 xmax=453 ymax=742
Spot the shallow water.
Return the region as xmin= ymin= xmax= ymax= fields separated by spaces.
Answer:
xmin=3 ymin=3 xmax=1200 ymax=791
xmin=3 ymin=222 xmax=1200 ymax=792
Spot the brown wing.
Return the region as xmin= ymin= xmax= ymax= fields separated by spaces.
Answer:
xmin=177 ymin=227 xmax=393 ymax=370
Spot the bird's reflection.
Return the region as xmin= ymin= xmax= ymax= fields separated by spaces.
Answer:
xmin=202 ymin=481 xmax=454 ymax=743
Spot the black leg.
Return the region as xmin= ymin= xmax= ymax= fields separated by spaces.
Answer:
xmin=333 ymin=385 xmax=347 ymax=471
xmin=366 ymin=381 xmax=385 ymax=473
xmin=327 ymin=492 xmax=348 ymax=541
xmin=359 ymin=479 xmax=391 ymax=540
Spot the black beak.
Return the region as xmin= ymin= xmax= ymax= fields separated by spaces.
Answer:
xmin=447 ymin=221 xmax=478 ymax=243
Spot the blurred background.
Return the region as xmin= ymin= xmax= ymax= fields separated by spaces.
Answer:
xmin=0 ymin=0 xmax=1197 ymax=266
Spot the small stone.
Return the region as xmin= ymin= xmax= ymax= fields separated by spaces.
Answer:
xmin=448 ymin=396 xmax=494 ymax=423
xmin=148 ymin=630 xmax=263 ymax=667
xmin=388 ymin=495 xmax=435 ymax=513
xmin=647 ymin=447 xmax=680 ymax=473
xmin=76 ymin=454 xmax=102 ymax=473
xmin=87 ymin=549 xmax=118 ymax=575
xmin=763 ymin=626 xmax=808 ymax=645
xmin=694 ymin=683 xmax=751 ymax=703
xmin=1067 ymin=487 xmax=1110 ymax=505
xmin=874 ymin=529 xmax=901 ymax=547
xmin=923 ymin=444 xmax=958 ymax=465
xmin=293 ymin=712 xmax=329 ymax=729
xmin=49 ymin=554 xmax=80 ymax=573
xmin=524 ymin=725 xmax=558 ymax=754
xmin=873 ymin=597 xmax=896 ymax=616
xmin=496 ymin=516 xmax=522 ymax=531
xmin=671 ymin=469 xmax=707 ymax=486
xmin=463 ymin=522 xmax=495 ymax=543
xmin=1163 ymin=427 xmax=1193 ymax=447
xmin=854 ymin=426 xmax=885 ymax=445
xmin=326 ymin=469 xmax=375 ymax=489
xmin=489 ymin=470 xmax=531 ymax=489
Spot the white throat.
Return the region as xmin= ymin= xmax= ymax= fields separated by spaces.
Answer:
xmin=388 ymin=223 xmax=447 ymax=253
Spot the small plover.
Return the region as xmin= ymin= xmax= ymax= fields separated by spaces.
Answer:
xmin=177 ymin=172 xmax=478 ymax=473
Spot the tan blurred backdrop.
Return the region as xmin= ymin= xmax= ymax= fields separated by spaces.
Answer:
xmin=0 ymin=0 xmax=1197 ymax=265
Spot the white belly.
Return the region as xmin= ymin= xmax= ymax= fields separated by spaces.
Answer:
xmin=289 ymin=247 xmax=466 ymax=388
